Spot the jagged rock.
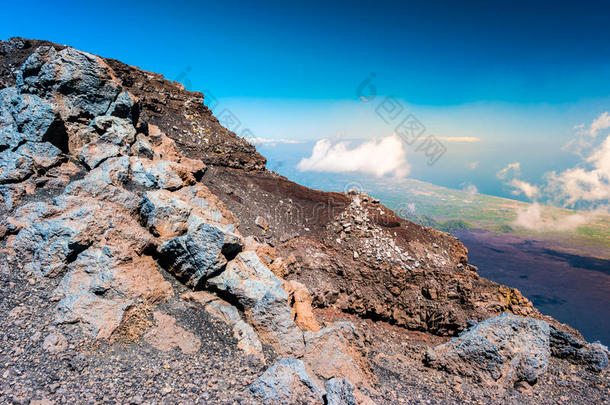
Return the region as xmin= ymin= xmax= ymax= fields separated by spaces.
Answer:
xmin=159 ymin=222 xmax=241 ymax=287
xmin=84 ymin=115 xmax=136 ymax=146
xmin=249 ymin=358 xmax=325 ymax=404
xmin=61 ymin=154 xmax=131 ymax=197
xmin=15 ymin=184 xmax=154 ymax=279
xmin=0 ymin=184 xmax=24 ymax=211
xmin=0 ymin=87 xmax=57 ymax=150
xmin=107 ymin=91 xmax=139 ymax=123
xmin=325 ymin=378 xmax=357 ymax=405
xmin=0 ymin=141 xmax=61 ymax=184
xmin=139 ymin=189 xmax=192 ymax=238
xmin=78 ymin=141 xmax=120 ymax=169
xmin=75 ymin=116 xmax=136 ymax=168
xmin=131 ymin=134 xmax=154 ymax=159
xmin=138 ymin=184 xmax=237 ymax=241
xmin=425 ymin=313 xmax=551 ymax=387
xmin=16 ymin=46 xmax=122 ymax=124
xmin=53 ymin=241 xmax=172 ymax=339
xmin=14 ymin=213 xmax=83 ymax=277
xmin=0 ymin=148 xmax=34 ymax=183
xmin=208 ymin=250 xmax=305 ymax=355
xmin=55 ymin=286 xmax=132 ymax=339
xmin=550 ymin=326 xmax=609 ymax=372
xmin=130 ymin=158 xmax=192 ymax=190
xmin=16 ymin=141 xmax=62 ymax=169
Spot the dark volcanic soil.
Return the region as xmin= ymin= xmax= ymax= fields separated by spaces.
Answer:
xmin=454 ymin=229 xmax=610 ymax=346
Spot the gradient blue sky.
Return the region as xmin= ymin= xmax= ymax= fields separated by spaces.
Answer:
xmin=3 ymin=0 xmax=610 ymax=199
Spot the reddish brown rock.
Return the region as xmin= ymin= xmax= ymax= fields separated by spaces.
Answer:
xmin=144 ymin=311 xmax=201 ymax=354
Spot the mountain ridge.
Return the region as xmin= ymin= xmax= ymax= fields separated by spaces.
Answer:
xmin=0 ymin=37 xmax=607 ymax=404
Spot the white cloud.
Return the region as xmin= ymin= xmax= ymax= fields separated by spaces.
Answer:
xmin=496 ymin=162 xmax=521 ymax=180
xmin=512 ymin=203 xmax=592 ymax=232
xmin=297 ymin=135 xmax=410 ymax=177
xmin=589 ymin=111 xmax=610 ymax=137
xmin=246 ymin=137 xmax=304 ymax=146
xmin=496 ymin=162 xmax=540 ymax=200
xmin=547 ymin=115 xmax=610 ymax=207
xmin=509 ymin=179 xmax=540 ymax=199
xmin=461 ymin=182 xmax=478 ymax=194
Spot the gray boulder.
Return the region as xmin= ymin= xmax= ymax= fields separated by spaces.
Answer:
xmin=138 ymin=189 xmax=192 ymax=237
xmin=85 ymin=115 xmax=136 ymax=146
xmin=0 ymin=149 xmax=34 ymax=183
xmin=76 ymin=116 xmax=136 ymax=168
xmin=0 ymin=87 xmax=57 ymax=150
xmin=107 ymin=91 xmax=139 ymax=123
xmin=16 ymin=141 xmax=62 ymax=169
xmin=425 ymin=313 xmax=550 ymax=387
xmin=130 ymin=158 xmax=187 ymax=190
xmin=58 ymin=157 xmax=137 ymax=213
xmin=550 ymin=326 xmax=609 ymax=372
xmin=77 ymin=142 xmax=121 ymax=169
xmin=208 ymin=250 xmax=305 ymax=355
xmin=14 ymin=215 xmax=83 ymax=277
xmin=159 ymin=222 xmax=241 ymax=287
xmin=17 ymin=46 xmax=122 ymax=120
xmin=0 ymin=141 xmax=62 ymax=184
xmin=249 ymin=358 xmax=325 ymax=404
xmin=325 ymin=378 xmax=357 ymax=405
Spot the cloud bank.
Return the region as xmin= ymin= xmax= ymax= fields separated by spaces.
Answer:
xmin=503 ymin=112 xmax=610 ymax=231
xmin=496 ymin=162 xmax=521 ymax=180
xmin=297 ymin=135 xmax=410 ymax=177
xmin=589 ymin=111 xmax=610 ymax=137
xmin=509 ymin=179 xmax=540 ymax=199
xmin=547 ymin=134 xmax=610 ymax=205
xmin=512 ymin=203 xmax=592 ymax=232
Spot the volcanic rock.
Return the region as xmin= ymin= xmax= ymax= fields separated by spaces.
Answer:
xmin=0 ymin=37 xmax=607 ymax=405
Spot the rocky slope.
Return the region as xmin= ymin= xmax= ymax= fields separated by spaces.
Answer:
xmin=0 ymin=37 xmax=608 ymax=404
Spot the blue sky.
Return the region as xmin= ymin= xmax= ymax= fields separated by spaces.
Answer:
xmin=4 ymin=0 xmax=610 ymax=104
xmin=2 ymin=0 xmax=610 ymax=202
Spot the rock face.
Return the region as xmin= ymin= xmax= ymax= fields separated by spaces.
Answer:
xmin=425 ymin=313 xmax=609 ymax=389
xmin=249 ymin=358 xmax=326 ymax=404
xmin=549 ymin=325 xmax=609 ymax=372
xmin=425 ymin=314 xmax=552 ymax=387
xmin=0 ymin=38 xmax=608 ymax=404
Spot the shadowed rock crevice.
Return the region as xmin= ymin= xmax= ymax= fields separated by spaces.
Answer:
xmin=42 ymin=118 xmax=69 ymax=153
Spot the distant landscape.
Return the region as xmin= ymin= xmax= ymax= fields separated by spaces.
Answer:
xmin=260 ymin=143 xmax=610 ymax=344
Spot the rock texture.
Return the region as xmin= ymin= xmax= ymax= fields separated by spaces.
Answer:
xmin=0 ymin=37 xmax=607 ymax=404
xmin=425 ymin=314 xmax=552 ymax=387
